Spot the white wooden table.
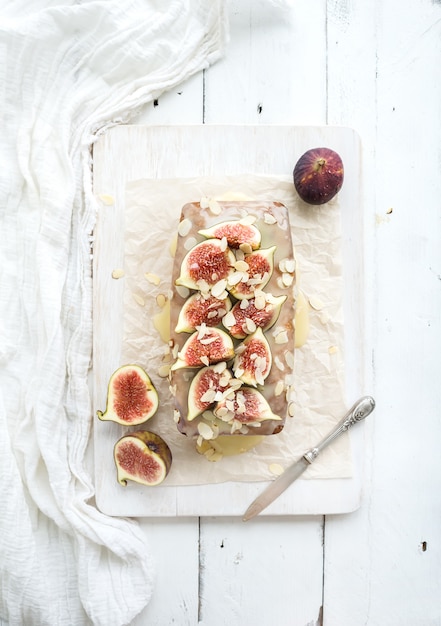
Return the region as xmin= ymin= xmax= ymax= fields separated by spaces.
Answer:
xmin=98 ymin=1 xmax=441 ymax=623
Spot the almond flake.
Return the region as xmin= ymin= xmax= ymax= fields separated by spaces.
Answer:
xmin=274 ymin=356 xmax=285 ymax=371
xmin=239 ymin=214 xmax=257 ymax=225
xmin=184 ymin=236 xmax=198 ymax=251
xmin=200 ymin=335 xmax=217 ymax=345
xmin=274 ymin=380 xmax=285 ymax=396
xmin=158 ymin=364 xmax=171 ymax=378
xmin=269 ymin=463 xmax=284 ymax=476
xmin=173 ymin=409 xmax=180 ymax=423
xmin=309 ymin=295 xmax=324 ymax=311
xmin=223 ymin=311 xmax=236 ymax=329
xmin=285 ymin=350 xmax=295 ymax=369
xmin=275 ymin=330 xmax=289 ymax=345
xmin=133 ymin=293 xmax=145 ymax=306
xmin=263 ymin=213 xmax=277 ymax=225
xmin=208 ymin=199 xmax=222 ymax=215
xmin=234 ymin=260 xmax=250 ymax=272
xmin=144 ymin=272 xmax=161 ymax=286
xmin=200 ymin=388 xmax=217 ymax=403
xmin=288 ymin=402 xmax=295 ymax=417
xmin=245 ymin=318 xmax=257 ymax=333
xmin=328 ymin=345 xmax=338 ymax=354
xmin=111 ymin=268 xmax=124 ymax=279
xmin=254 ymin=295 xmax=266 ymax=310
xmin=239 ymin=242 xmax=252 ymax=254
xmin=228 ymin=271 xmax=246 ymax=286
xmin=200 ymin=196 xmax=209 ymax=209
xmin=98 ymin=193 xmax=115 ymax=205
xmin=178 ymin=218 xmax=192 ymax=237
xmin=282 ymin=272 xmax=294 ymax=287
xmin=211 ymin=279 xmax=228 ymax=298
xmin=207 ymin=310 xmax=219 ymax=319
xmin=239 ymin=299 xmax=250 ymax=309
xmin=156 ymin=293 xmax=167 ymax=308
xmin=200 ymin=356 xmax=210 ymax=366
xmin=220 ymin=236 xmax=228 ymax=251
xmin=212 ymin=361 xmax=227 ymax=373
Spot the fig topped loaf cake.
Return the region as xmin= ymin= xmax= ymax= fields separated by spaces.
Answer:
xmin=169 ymin=200 xmax=296 ymax=442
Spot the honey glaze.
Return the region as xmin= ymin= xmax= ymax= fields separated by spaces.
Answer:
xmin=169 ymin=200 xmax=296 ymax=440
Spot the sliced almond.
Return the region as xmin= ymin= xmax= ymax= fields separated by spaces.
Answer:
xmin=98 ymin=193 xmax=115 ymax=205
xmin=144 ymin=272 xmax=161 ymax=286
xmin=309 ymin=295 xmax=324 ymax=311
xmin=184 ymin=236 xmax=198 ymax=251
xmin=178 ymin=218 xmax=193 ymax=237
xmin=263 ymin=212 xmax=277 ymax=225
xmin=133 ymin=293 xmax=145 ymax=306
xmin=111 ymin=268 xmax=125 ymax=279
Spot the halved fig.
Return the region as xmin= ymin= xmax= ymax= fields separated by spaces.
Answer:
xmin=223 ymin=293 xmax=287 ymax=339
xmin=114 ymin=431 xmax=172 ymax=486
xmin=187 ymin=363 xmax=233 ymax=420
xmin=233 ymin=327 xmax=272 ymax=387
xmin=198 ymin=220 xmax=261 ymax=250
xmin=175 ymin=293 xmax=232 ymax=333
xmin=213 ymin=387 xmax=282 ymax=424
xmin=228 ymin=246 xmax=276 ymax=300
xmin=97 ymin=365 xmax=159 ymax=425
xmin=175 ymin=239 xmax=235 ymax=291
xmin=171 ymin=325 xmax=235 ymax=370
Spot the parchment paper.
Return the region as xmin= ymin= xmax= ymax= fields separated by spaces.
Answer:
xmin=121 ymin=174 xmax=351 ymax=485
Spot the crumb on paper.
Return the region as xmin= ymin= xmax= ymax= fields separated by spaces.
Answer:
xmin=98 ymin=193 xmax=115 ymax=205
xmin=328 ymin=345 xmax=338 ymax=354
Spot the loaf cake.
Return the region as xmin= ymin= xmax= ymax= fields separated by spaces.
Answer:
xmin=169 ymin=200 xmax=296 ymax=442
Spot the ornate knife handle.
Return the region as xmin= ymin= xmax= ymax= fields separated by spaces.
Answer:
xmin=303 ymin=395 xmax=375 ymax=464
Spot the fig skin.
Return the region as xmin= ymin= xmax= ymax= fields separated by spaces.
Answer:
xmin=97 ymin=364 xmax=159 ymax=426
xmin=293 ymin=147 xmax=344 ymax=205
xmin=114 ymin=431 xmax=172 ymax=487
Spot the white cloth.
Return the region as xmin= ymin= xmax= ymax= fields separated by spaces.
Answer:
xmin=0 ymin=2 xmax=226 ymax=625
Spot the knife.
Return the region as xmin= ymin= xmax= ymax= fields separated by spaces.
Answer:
xmin=242 ymin=395 xmax=376 ymax=521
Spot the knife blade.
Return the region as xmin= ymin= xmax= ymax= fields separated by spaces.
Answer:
xmin=242 ymin=395 xmax=375 ymax=521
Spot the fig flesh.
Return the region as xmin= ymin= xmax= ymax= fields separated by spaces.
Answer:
xmin=171 ymin=325 xmax=235 ymax=370
xmin=199 ymin=220 xmax=261 ymax=250
xmin=114 ymin=431 xmax=172 ymax=486
xmin=97 ymin=365 xmax=159 ymax=425
xmin=223 ymin=293 xmax=287 ymax=339
xmin=293 ymin=147 xmax=344 ymax=205
xmin=233 ymin=327 xmax=272 ymax=387
xmin=214 ymin=387 xmax=281 ymax=425
xmin=228 ymin=246 xmax=276 ymax=299
xmin=175 ymin=239 xmax=235 ymax=291
xmin=187 ymin=363 xmax=233 ymax=421
xmin=175 ymin=293 xmax=232 ymax=333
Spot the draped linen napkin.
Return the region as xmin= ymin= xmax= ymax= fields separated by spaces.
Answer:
xmin=0 ymin=2 xmax=227 ymax=624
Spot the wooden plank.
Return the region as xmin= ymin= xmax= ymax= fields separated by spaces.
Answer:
xmin=324 ymin=0 xmax=441 ymax=623
xmin=198 ymin=516 xmax=324 ymax=626
xmin=92 ymin=123 xmax=364 ymax=518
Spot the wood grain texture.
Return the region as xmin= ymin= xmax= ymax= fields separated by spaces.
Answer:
xmin=91 ymin=0 xmax=441 ymax=623
xmin=324 ymin=0 xmax=441 ymax=624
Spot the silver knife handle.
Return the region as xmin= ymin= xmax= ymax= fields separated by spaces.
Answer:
xmin=303 ymin=395 xmax=375 ymax=464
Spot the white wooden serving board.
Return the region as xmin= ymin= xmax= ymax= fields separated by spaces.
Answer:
xmin=92 ymin=124 xmax=365 ymax=517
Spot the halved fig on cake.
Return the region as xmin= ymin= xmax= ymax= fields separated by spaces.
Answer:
xmin=114 ymin=431 xmax=172 ymax=486
xmin=213 ymin=387 xmax=281 ymax=425
xmin=171 ymin=325 xmax=235 ymax=370
xmin=97 ymin=364 xmax=159 ymax=425
xmin=198 ymin=219 xmax=261 ymax=250
xmin=233 ymin=327 xmax=272 ymax=387
xmin=228 ymin=246 xmax=276 ymax=299
xmin=223 ymin=293 xmax=287 ymax=339
xmin=187 ymin=363 xmax=233 ymax=420
xmin=175 ymin=239 xmax=235 ymax=291
xmin=175 ymin=293 xmax=232 ymax=333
